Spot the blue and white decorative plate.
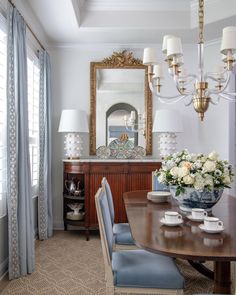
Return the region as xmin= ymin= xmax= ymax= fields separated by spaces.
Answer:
xmin=108 ymin=139 xmax=134 ymax=159
xmin=96 ymin=146 xmax=111 ymax=159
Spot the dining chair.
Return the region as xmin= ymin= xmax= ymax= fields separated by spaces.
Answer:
xmin=152 ymin=171 xmax=170 ymax=191
xmin=95 ymin=187 xmax=185 ymax=295
xmin=101 ymin=177 xmax=136 ymax=249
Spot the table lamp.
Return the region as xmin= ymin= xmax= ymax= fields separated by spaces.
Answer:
xmin=152 ymin=109 xmax=183 ymax=158
xmin=58 ymin=109 xmax=89 ymax=159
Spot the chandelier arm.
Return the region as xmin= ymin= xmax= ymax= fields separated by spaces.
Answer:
xmin=184 ymin=97 xmax=193 ymax=106
xmin=157 ymin=95 xmax=187 ymax=104
xmin=150 ymin=80 xmax=189 ymax=99
xmin=210 ymin=96 xmax=220 ymax=105
xmin=204 ymin=69 xmax=228 ymax=82
xmin=219 ymin=93 xmax=236 ymax=101
xmin=222 ymin=92 xmax=236 ymax=96
xmin=174 ymin=76 xmax=197 ymax=95
xmin=208 ymin=72 xmax=231 ymax=95
xmin=174 ymin=79 xmax=191 ymax=95
xmin=205 ymin=75 xmax=228 ymax=83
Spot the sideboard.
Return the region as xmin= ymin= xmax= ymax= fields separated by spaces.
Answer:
xmin=63 ymin=159 xmax=161 ymax=238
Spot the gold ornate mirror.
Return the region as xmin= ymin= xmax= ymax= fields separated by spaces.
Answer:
xmin=90 ymin=50 xmax=152 ymax=155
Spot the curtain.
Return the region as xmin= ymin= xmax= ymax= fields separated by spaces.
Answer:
xmin=7 ymin=4 xmax=35 ymax=279
xmin=0 ymin=13 xmax=7 ymax=218
xmin=38 ymin=50 xmax=53 ymax=240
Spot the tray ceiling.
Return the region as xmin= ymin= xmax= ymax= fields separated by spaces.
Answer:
xmin=24 ymin=0 xmax=236 ymax=45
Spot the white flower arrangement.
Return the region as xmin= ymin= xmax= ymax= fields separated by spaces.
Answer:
xmin=156 ymin=150 xmax=234 ymax=196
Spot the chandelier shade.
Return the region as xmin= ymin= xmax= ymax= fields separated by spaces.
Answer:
xmin=143 ymin=0 xmax=236 ymax=121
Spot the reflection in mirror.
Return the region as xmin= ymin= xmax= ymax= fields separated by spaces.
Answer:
xmin=106 ymin=104 xmax=138 ymax=146
xmin=90 ymin=51 xmax=152 ymax=155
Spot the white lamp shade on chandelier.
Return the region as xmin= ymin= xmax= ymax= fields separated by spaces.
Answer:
xmin=58 ymin=109 xmax=89 ymax=159
xmin=153 ymin=109 xmax=183 ymax=158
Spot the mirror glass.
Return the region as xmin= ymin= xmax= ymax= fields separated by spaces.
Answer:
xmin=96 ymin=69 xmax=145 ymax=148
xmin=90 ymin=51 xmax=152 ymax=155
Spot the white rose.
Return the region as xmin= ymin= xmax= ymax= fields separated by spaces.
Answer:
xmin=200 ymin=156 xmax=207 ymax=163
xmin=193 ymin=160 xmax=202 ymax=169
xmin=203 ymin=160 xmax=216 ymax=173
xmin=208 ymin=151 xmax=219 ymax=161
xmin=185 ymin=154 xmax=192 ymax=161
xmin=170 ymin=167 xmax=179 ymax=178
xmin=166 ymin=160 xmax=175 ymax=170
xmin=178 ymin=167 xmax=189 ymax=178
xmin=190 ymin=154 xmax=198 ymax=162
xmin=194 ymin=174 xmax=205 ymax=191
xmin=204 ymin=174 xmax=213 ymax=187
xmin=158 ymin=173 xmax=166 ymax=183
xmin=183 ymin=175 xmax=194 ymax=185
xmin=223 ymin=175 xmax=231 ymax=185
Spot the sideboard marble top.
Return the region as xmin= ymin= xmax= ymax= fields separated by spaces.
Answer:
xmin=63 ymin=158 xmax=162 ymax=163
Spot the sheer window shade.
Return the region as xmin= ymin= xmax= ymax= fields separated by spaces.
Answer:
xmin=27 ymin=49 xmax=40 ymax=196
xmin=0 ymin=14 xmax=6 ymax=217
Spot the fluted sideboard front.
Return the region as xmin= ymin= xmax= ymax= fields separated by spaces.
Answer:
xmin=63 ymin=160 xmax=161 ymax=232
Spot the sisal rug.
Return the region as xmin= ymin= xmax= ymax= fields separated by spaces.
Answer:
xmin=1 ymin=231 xmax=213 ymax=294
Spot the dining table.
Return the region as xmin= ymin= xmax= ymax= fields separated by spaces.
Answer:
xmin=123 ymin=190 xmax=236 ymax=294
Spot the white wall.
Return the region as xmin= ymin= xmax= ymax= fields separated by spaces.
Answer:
xmin=50 ymin=42 xmax=232 ymax=228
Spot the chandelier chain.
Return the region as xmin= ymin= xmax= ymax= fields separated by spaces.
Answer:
xmin=198 ymin=0 xmax=204 ymax=43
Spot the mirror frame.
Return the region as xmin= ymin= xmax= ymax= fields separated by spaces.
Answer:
xmin=90 ymin=50 xmax=152 ymax=155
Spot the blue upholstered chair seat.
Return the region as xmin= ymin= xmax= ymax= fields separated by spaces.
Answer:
xmin=112 ymin=250 xmax=185 ymax=289
xmin=113 ymin=223 xmax=135 ymax=245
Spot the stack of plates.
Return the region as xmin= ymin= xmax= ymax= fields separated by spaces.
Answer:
xmin=147 ymin=191 xmax=171 ymax=203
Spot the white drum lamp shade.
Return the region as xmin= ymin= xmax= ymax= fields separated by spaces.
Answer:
xmin=58 ymin=109 xmax=89 ymax=159
xmin=58 ymin=109 xmax=89 ymax=133
xmin=152 ymin=109 xmax=183 ymax=158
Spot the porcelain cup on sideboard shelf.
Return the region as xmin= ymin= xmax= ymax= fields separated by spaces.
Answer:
xmin=192 ymin=208 xmax=207 ymax=220
xmin=165 ymin=211 xmax=182 ymax=223
xmin=204 ymin=217 xmax=224 ymax=231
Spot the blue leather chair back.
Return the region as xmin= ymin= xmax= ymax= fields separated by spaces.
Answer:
xmin=98 ymin=188 xmax=113 ymax=259
xmin=101 ymin=177 xmax=115 ymax=225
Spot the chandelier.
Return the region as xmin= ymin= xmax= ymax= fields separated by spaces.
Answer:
xmin=143 ymin=0 xmax=236 ymax=121
xmin=124 ymin=110 xmax=146 ymax=135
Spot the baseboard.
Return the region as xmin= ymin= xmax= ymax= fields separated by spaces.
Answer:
xmin=53 ymin=221 xmax=64 ymax=230
xmin=0 ymin=258 xmax=8 ymax=280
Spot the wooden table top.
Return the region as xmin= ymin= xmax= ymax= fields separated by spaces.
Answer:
xmin=124 ymin=190 xmax=236 ymax=261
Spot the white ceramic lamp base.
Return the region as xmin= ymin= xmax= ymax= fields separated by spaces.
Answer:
xmin=64 ymin=133 xmax=83 ymax=159
xmin=158 ymin=132 xmax=177 ymax=158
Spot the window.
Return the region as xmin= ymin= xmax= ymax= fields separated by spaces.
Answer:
xmin=0 ymin=16 xmax=7 ymax=217
xmin=27 ymin=49 xmax=40 ymax=196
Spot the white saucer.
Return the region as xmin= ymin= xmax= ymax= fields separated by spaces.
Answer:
xmin=187 ymin=214 xmax=205 ymax=222
xmin=160 ymin=218 xmax=183 ymax=227
xmin=147 ymin=191 xmax=171 ymax=203
xmin=199 ymin=224 xmax=224 ymax=234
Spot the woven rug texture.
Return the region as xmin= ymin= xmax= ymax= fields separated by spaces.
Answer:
xmin=1 ymin=231 xmax=213 ymax=295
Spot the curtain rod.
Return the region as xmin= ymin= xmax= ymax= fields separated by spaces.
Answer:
xmin=8 ymin=0 xmax=45 ymax=51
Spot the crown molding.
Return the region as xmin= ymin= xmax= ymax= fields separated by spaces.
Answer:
xmin=84 ymin=0 xmax=190 ymax=11
xmin=48 ymin=42 xmax=198 ymax=51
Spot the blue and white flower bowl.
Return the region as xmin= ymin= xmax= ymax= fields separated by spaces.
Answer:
xmin=170 ymin=186 xmax=224 ymax=212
